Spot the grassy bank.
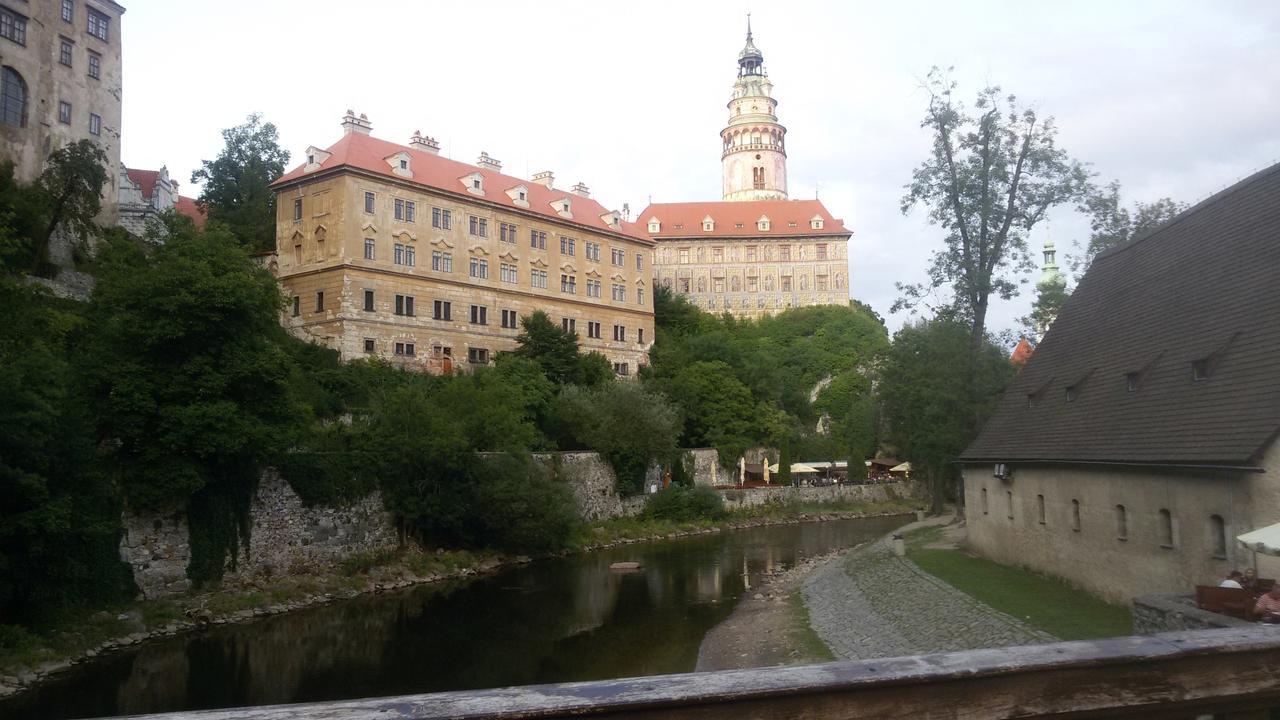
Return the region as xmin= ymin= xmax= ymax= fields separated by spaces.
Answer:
xmin=903 ymin=525 xmax=1132 ymax=640
xmin=787 ymin=590 xmax=836 ymax=662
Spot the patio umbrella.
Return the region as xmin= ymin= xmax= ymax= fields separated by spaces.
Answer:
xmin=1238 ymin=523 xmax=1280 ymax=557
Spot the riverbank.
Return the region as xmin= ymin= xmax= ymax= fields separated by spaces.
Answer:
xmin=0 ymin=500 xmax=915 ymax=700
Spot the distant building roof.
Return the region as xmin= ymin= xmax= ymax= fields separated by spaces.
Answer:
xmin=636 ymin=199 xmax=849 ymax=238
xmin=174 ymin=195 xmax=206 ymax=229
xmin=961 ymin=162 xmax=1280 ymax=468
xmin=125 ymin=168 xmax=160 ymax=200
xmin=272 ymin=130 xmax=650 ymax=244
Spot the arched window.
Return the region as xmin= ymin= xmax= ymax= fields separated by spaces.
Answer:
xmin=1037 ymin=495 xmax=1046 ymax=525
xmin=1071 ymin=499 xmax=1081 ymax=532
xmin=1006 ymin=491 xmax=1014 ymax=520
xmin=1210 ymin=515 xmax=1227 ymax=558
xmin=981 ymin=488 xmax=989 ymax=515
xmin=1 ymin=67 xmax=27 ymax=128
xmin=1115 ymin=505 xmax=1128 ymax=541
xmin=1158 ymin=509 xmax=1174 ymax=547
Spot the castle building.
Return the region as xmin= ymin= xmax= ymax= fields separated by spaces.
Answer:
xmin=118 ymin=165 xmax=205 ymax=237
xmin=640 ymin=22 xmax=852 ymax=318
xmin=270 ymin=112 xmax=654 ymax=375
xmin=960 ymin=162 xmax=1280 ymax=604
xmin=1033 ymin=236 xmax=1067 ymax=341
xmin=0 ymin=0 xmax=126 ymax=224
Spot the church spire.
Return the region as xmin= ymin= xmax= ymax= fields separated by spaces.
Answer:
xmin=738 ymin=14 xmax=764 ymax=77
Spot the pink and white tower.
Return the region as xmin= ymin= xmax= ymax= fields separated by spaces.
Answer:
xmin=721 ymin=18 xmax=788 ymax=201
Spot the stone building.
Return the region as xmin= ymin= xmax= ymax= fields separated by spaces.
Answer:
xmin=118 ymin=165 xmax=205 ymax=237
xmin=640 ymin=22 xmax=851 ymax=318
xmin=0 ymin=0 xmax=125 ymax=224
xmin=271 ymin=112 xmax=654 ymax=375
xmin=959 ymin=162 xmax=1280 ymax=604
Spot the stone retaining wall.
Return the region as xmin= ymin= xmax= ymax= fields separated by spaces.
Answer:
xmin=1132 ymin=593 xmax=1254 ymax=634
xmin=717 ymin=482 xmax=921 ymax=510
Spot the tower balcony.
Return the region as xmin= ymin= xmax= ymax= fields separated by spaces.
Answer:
xmin=723 ymin=143 xmax=788 ymax=159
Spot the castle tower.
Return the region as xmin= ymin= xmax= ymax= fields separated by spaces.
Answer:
xmin=1034 ymin=235 xmax=1068 ymax=341
xmin=721 ymin=18 xmax=788 ymax=201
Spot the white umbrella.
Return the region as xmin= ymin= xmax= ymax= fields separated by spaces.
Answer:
xmin=890 ymin=462 xmax=912 ymax=473
xmin=1237 ymin=523 xmax=1280 ymax=557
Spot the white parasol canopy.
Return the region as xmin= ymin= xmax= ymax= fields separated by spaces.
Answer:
xmin=890 ymin=462 xmax=912 ymax=473
xmin=1237 ymin=523 xmax=1280 ymax=557
xmin=767 ymin=463 xmax=821 ymax=474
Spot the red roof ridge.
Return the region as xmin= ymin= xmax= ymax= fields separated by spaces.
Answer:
xmin=636 ymin=198 xmax=851 ymax=238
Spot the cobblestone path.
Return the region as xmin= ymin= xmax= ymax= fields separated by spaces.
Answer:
xmin=802 ymin=520 xmax=1057 ymax=660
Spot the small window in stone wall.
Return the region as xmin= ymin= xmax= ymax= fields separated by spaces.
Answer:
xmin=1116 ymin=505 xmax=1128 ymax=541
xmin=1210 ymin=514 xmax=1227 ymax=559
xmin=1071 ymin=499 xmax=1081 ymax=532
xmin=1037 ymin=495 xmax=1046 ymax=525
xmin=981 ymin=488 xmax=989 ymax=515
xmin=1006 ymin=491 xmax=1014 ymax=520
xmin=1158 ymin=509 xmax=1174 ymax=548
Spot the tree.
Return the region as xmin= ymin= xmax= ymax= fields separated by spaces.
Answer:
xmin=1072 ymin=180 xmax=1185 ymax=276
xmin=815 ymin=372 xmax=876 ymax=481
xmin=1021 ymin=278 xmax=1070 ymax=339
xmin=898 ymin=68 xmax=1090 ymax=358
xmin=31 ymin=140 xmax=109 ymax=273
xmin=550 ymin=382 xmax=681 ymax=495
xmin=879 ymin=319 xmax=1013 ymax=512
xmin=510 ymin=310 xmax=582 ymax=385
xmin=191 ymin=114 xmax=290 ymax=251
xmin=81 ymin=226 xmax=296 ymax=583
xmin=662 ymin=361 xmax=760 ymax=463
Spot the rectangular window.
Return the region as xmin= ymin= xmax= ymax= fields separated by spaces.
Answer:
xmin=1192 ymin=359 xmax=1209 ymax=381
xmin=405 ymin=201 xmax=415 ymax=223
xmin=613 ymin=325 xmax=626 ymax=342
xmin=364 ymin=192 xmax=375 ymax=214
xmin=816 ymin=275 xmax=829 ymax=291
xmin=612 ymin=284 xmax=626 ymax=302
xmin=560 ymin=237 xmax=575 ymax=256
xmin=89 ymin=113 xmax=101 ymax=136
xmin=561 ymin=274 xmax=576 ymax=293
xmin=587 ymin=321 xmax=601 ymax=339
xmin=469 ymin=257 xmax=488 ymax=279
xmin=530 ymin=229 xmax=547 ymax=250
xmin=1 ymin=6 xmax=28 ymax=46
xmin=638 ymin=328 xmax=645 ymax=344
xmin=636 ymin=253 xmax=643 ymax=271
xmin=501 ymin=309 xmax=518 ymax=329
xmin=293 ymin=244 xmax=302 ymax=265
xmin=613 ymin=362 xmax=630 ymax=377
xmin=679 ymin=248 xmax=689 ymax=264
xmin=291 ymin=197 xmax=302 ymax=221
xmin=817 ymin=243 xmax=828 ymax=260
xmin=637 ymin=287 xmax=645 ymax=306
xmin=394 ymin=243 xmax=405 ymax=265
xmin=468 ymin=216 xmax=488 ymax=237
xmin=394 ymin=294 xmax=415 ymax=317
xmin=531 ymin=268 xmax=548 ymax=288
xmin=1037 ymin=495 xmax=1046 ymax=525
xmin=585 ymin=241 xmax=599 ymax=261
xmin=364 ymin=238 xmax=375 ymax=260
xmin=781 ymin=276 xmax=792 ymax=292
xmin=747 ymin=276 xmax=758 ymax=292
xmin=315 ymin=291 xmax=325 ymax=312
xmin=432 ymin=207 xmax=452 ymax=229
xmin=713 ymin=278 xmax=725 ymax=294
xmin=394 ymin=198 xmax=405 ymax=220
xmin=291 ymin=296 xmax=300 ymax=317
xmin=86 ymin=7 xmax=109 ymax=41
xmin=59 ymin=38 xmax=73 ymax=66
xmin=500 ymin=262 xmax=517 ymax=283
xmin=87 ymin=51 xmax=101 ymax=79
xmin=713 ymin=247 xmax=723 ymax=262
xmin=433 ymin=300 xmax=451 ymax=320
xmin=469 ymin=305 xmax=487 ymax=325
xmin=468 ymin=348 xmax=489 ymax=365
xmin=586 ymin=279 xmax=601 ymax=298
xmin=612 ymin=248 xmax=625 ymax=266
xmin=780 ymin=245 xmax=791 ymax=261
xmin=62 ymin=0 xmax=73 ymax=23
xmin=431 ymin=251 xmax=452 ymax=272
xmin=363 ymin=289 xmax=374 ymax=312
xmin=500 ymin=222 xmax=518 ymax=243
xmin=404 ymin=245 xmax=415 ymax=267
xmin=58 ymin=101 xmax=72 ymax=124
xmin=395 ymin=342 xmax=415 ymax=357
xmin=562 ymin=318 xmax=576 ymax=334
xmin=746 ymin=246 xmax=757 ymax=262
xmin=363 ymin=338 xmax=375 ymax=354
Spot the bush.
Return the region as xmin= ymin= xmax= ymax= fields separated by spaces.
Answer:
xmin=475 ymin=454 xmax=580 ymax=554
xmin=643 ymin=485 xmax=726 ymax=522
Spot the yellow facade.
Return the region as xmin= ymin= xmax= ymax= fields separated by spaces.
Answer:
xmin=274 ymin=171 xmax=653 ymax=374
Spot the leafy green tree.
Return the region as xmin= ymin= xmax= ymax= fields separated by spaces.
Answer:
xmin=816 ymin=372 xmax=876 ymax=480
xmin=897 ymin=68 xmax=1090 ymax=358
xmin=191 ymin=114 xmax=290 ymax=252
xmin=662 ymin=361 xmax=760 ymax=462
xmin=1072 ymin=180 xmax=1185 ymax=276
xmin=31 ymin=140 xmax=109 ymax=273
xmin=510 ymin=310 xmax=582 ymax=385
xmin=1022 ymin=279 xmax=1070 ymax=339
xmin=776 ymin=436 xmax=793 ymax=486
xmin=879 ymin=319 xmax=1012 ymax=512
xmin=81 ymin=226 xmax=296 ymax=583
xmin=550 ymin=382 xmax=681 ymax=495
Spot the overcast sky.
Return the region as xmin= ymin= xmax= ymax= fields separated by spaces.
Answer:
xmin=120 ymin=1 xmax=1280 ymax=339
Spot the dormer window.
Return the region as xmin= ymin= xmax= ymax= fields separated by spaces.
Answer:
xmin=1192 ymin=359 xmax=1209 ymax=381
xmin=473 ymin=179 xmax=482 ymax=189
xmin=1065 ymin=386 xmax=1077 ymax=403
xmin=1026 ymin=394 xmax=1034 ymax=409
xmin=648 ymin=220 xmax=660 ymax=233
xmin=1126 ymin=372 xmax=1139 ymax=392
xmin=519 ymin=191 xmax=526 ymax=201
xmin=811 ymin=217 xmax=825 ymax=230
xmin=702 ymin=215 xmax=715 ymax=232
xmin=757 ymin=216 xmax=771 ymax=231
xmin=400 ymin=159 xmax=408 ymax=170
xmin=562 ymin=201 xmax=570 ymax=212
xmin=307 ymin=154 xmax=315 ymax=165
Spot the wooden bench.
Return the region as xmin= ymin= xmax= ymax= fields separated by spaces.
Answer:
xmin=1196 ymin=585 xmax=1256 ymax=620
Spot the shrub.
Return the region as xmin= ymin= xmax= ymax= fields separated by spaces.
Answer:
xmin=474 ymin=453 xmax=580 ymax=554
xmin=643 ymin=485 xmax=726 ymax=522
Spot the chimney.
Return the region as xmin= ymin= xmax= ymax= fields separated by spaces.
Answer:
xmin=477 ymin=152 xmax=502 ymax=173
xmin=571 ymin=182 xmax=591 ymax=199
xmin=410 ymin=130 xmax=441 ymax=155
xmin=532 ymin=171 xmax=554 ymax=189
xmin=341 ymin=109 xmax=372 ymax=136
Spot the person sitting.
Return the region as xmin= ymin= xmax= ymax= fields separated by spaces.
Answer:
xmin=1253 ymin=585 xmax=1280 ymax=622
xmin=1242 ymin=568 xmax=1259 ymax=591
xmin=1220 ymin=570 xmax=1245 ymax=589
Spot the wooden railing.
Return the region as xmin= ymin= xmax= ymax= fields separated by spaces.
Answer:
xmin=115 ymin=627 xmax=1280 ymax=719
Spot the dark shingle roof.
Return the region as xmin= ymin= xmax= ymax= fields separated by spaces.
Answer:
xmin=961 ymin=162 xmax=1280 ymax=468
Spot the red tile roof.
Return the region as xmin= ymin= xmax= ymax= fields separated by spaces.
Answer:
xmin=174 ymin=195 xmax=206 ymax=230
xmin=1010 ymin=337 xmax=1034 ymax=369
xmin=635 ymin=199 xmax=850 ymax=238
xmin=272 ymin=132 xmax=651 ymax=244
xmin=125 ymin=168 xmax=160 ymax=201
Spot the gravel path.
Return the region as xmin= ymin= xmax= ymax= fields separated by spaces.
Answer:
xmin=802 ymin=518 xmax=1056 ymax=660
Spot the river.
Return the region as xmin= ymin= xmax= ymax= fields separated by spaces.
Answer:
xmin=0 ymin=515 xmax=907 ymax=720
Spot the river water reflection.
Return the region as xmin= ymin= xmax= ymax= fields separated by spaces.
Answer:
xmin=0 ymin=515 xmax=906 ymax=720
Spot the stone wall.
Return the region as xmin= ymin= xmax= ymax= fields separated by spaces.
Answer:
xmin=1132 ymin=594 xmax=1253 ymax=634
xmin=541 ymin=452 xmax=649 ymax=523
xmin=686 ymin=448 xmax=732 ymax=486
xmin=716 ymin=482 xmax=919 ymax=510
